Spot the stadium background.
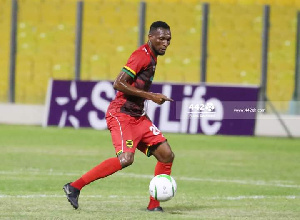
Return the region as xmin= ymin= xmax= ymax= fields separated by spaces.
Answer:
xmin=0 ymin=1 xmax=300 ymax=219
xmin=0 ymin=0 xmax=299 ymax=113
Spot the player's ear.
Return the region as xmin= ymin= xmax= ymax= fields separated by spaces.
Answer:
xmin=148 ymin=34 xmax=155 ymax=43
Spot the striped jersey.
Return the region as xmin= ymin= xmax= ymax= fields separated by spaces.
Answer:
xmin=107 ymin=43 xmax=157 ymax=117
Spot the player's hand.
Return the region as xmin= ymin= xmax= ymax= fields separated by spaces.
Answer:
xmin=150 ymin=93 xmax=174 ymax=105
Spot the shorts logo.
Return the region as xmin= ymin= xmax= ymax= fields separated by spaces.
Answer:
xmin=126 ymin=140 xmax=133 ymax=148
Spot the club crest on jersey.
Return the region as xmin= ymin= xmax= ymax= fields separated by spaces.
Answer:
xmin=126 ymin=140 xmax=133 ymax=148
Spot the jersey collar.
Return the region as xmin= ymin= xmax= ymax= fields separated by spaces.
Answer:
xmin=145 ymin=43 xmax=157 ymax=62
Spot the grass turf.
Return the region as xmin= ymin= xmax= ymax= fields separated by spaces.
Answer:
xmin=0 ymin=125 xmax=299 ymax=219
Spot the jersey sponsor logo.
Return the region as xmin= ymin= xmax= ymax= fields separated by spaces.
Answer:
xmin=126 ymin=140 xmax=133 ymax=148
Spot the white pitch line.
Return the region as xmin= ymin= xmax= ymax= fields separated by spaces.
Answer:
xmin=116 ymin=173 xmax=300 ymax=189
xmin=0 ymin=194 xmax=143 ymax=199
xmin=1 ymin=170 xmax=300 ymax=189
xmin=208 ymin=195 xmax=300 ymax=200
xmin=0 ymin=194 xmax=298 ymax=200
xmin=0 ymin=170 xmax=81 ymax=176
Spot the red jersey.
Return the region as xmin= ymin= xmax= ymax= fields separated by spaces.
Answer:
xmin=107 ymin=43 xmax=157 ymax=117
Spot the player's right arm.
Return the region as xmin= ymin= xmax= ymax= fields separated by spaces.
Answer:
xmin=113 ymin=71 xmax=173 ymax=105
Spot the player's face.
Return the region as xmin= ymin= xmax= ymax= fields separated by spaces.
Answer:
xmin=148 ymin=28 xmax=171 ymax=56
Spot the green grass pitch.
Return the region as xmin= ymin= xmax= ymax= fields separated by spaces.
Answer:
xmin=0 ymin=125 xmax=299 ymax=219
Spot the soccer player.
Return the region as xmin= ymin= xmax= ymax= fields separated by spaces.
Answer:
xmin=63 ymin=21 xmax=174 ymax=212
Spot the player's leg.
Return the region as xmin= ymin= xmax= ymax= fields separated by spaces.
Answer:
xmin=63 ymin=154 xmax=122 ymax=209
xmin=63 ymin=113 xmax=138 ymax=209
xmin=63 ymin=153 xmax=134 ymax=210
xmin=151 ymin=141 xmax=175 ymax=163
xmin=118 ymin=152 xmax=135 ymax=168
xmin=137 ymin=116 xmax=175 ymax=211
xmin=147 ymin=141 xmax=175 ymax=211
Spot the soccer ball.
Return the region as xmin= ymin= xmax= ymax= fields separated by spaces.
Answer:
xmin=149 ymin=174 xmax=177 ymax=202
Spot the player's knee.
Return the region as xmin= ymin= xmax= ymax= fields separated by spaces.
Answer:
xmin=159 ymin=150 xmax=175 ymax=163
xmin=118 ymin=152 xmax=134 ymax=168
xmin=168 ymin=151 xmax=175 ymax=163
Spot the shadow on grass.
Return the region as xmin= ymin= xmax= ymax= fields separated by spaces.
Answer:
xmin=166 ymin=204 xmax=212 ymax=215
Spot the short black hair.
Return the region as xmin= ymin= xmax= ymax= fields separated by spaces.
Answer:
xmin=149 ymin=21 xmax=170 ymax=33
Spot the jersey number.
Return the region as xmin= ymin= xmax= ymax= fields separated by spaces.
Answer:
xmin=149 ymin=124 xmax=161 ymax=135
